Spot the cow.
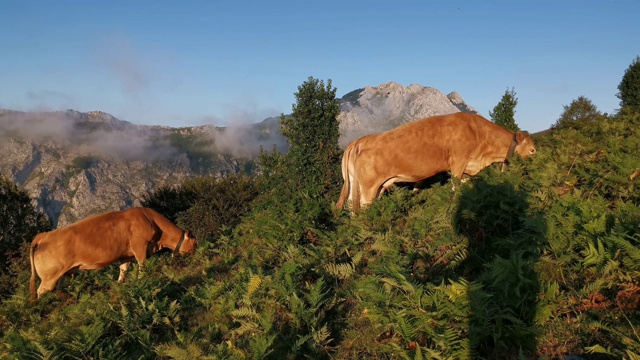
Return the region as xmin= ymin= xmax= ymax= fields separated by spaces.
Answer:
xmin=336 ymin=112 xmax=537 ymax=213
xmin=29 ymin=207 xmax=197 ymax=301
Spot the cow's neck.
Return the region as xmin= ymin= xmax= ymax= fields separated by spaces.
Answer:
xmin=506 ymin=132 xmax=518 ymax=158
xmin=172 ymin=230 xmax=186 ymax=256
xmin=500 ymin=132 xmax=518 ymax=172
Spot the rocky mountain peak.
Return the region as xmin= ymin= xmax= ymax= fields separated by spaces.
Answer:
xmin=338 ymin=82 xmax=477 ymax=146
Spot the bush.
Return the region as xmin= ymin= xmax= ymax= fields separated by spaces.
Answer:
xmin=142 ymin=174 xmax=260 ymax=242
xmin=179 ymin=174 xmax=260 ymax=241
xmin=0 ymin=175 xmax=51 ymax=298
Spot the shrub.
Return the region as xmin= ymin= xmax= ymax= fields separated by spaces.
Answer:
xmin=0 ymin=175 xmax=51 ymax=298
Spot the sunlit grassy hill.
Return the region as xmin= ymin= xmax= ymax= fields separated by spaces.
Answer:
xmin=1 ymin=111 xmax=639 ymax=359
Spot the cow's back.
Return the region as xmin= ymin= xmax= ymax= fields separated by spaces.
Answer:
xmin=36 ymin=208 xmax=159 ymax=269
xmin=352 ymin=113 xmax=486 ymax=180
xmin=341 ymin=112 xmax=518 ymax=211
xmin=373 ymin=112 xmax=505 ymax=152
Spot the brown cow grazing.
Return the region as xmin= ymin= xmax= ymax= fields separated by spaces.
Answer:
xmin=336 ymin=112 xmax=537 ymax=213
xmin=29 ymin=207 xmax=196 ymax=301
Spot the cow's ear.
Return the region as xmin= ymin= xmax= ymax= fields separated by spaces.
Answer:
xmin=515 ymin=131 xmax=525 ymax=143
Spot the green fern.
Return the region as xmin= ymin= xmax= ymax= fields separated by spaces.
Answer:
xmin=311 ymin=324 xmax=332 ymax=347
xmin=156 ymin=341 xmax=218 ymax=360
xmin=608 ymin=234 xmax=640 ymax=268
xmin=247 ymin=274 xmax=262 ymax=296
xmin=323 ymin=262 xmax=356 ymax=280
xmin=249 ymin=333 xmax=276 ymax=359
xmin=231 ymin=306 xmax=257 ymax=319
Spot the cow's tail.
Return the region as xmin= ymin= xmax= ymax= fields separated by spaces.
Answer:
xmin=347 ymin=142 xmax=362 ymax=214
xmin=336 ymin=143 xmax=352 ymax=211
xmin=29 ymin=237 xmax=39 ymax=303
xmin=352 ymin=173 xmax=361 ymax=214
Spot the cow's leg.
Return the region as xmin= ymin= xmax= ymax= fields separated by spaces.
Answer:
xmin=450 ymin=162 xmax=466 ymax=180
xmin=347 ymin=174 xmax=355 ymax=204
xmin=118 ymin=262 xmax=131 ymax=283
xmin=380 ymin=178 xmax=397 ymax=198
xmin=37 ymin=271 xmax=66 ymax=299
xmin=449 ymin=162 xmax=468 ymax=191
xmin=33 ymin=258 xmax=69 ymax=299
xmin=361 ymin=181 xmax=381 ymax=207
xmin=130 ymin=241 xmax=150 ymax=280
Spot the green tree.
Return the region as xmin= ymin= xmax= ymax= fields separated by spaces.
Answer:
xmin=552 ymin=96 xmax=603 ymax=130
xmin=489 ymin=87 xmax=520 ymax=132
xmin=0 ymin=174 xmax=51 ymax=297
xmin=253 ymin=77 xmax=342 ymax=244
xmin=280 ymin=76 xmax=342 ymax=195
xmin=260 ymin=77 xmax=341 ymax=200
xmin=617 ymin=55 xmax=640 ymax=111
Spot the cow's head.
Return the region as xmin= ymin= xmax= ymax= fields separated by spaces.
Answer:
xmin=514 ymin=132 xmax=537 ymax=158
xmin=173 ymin=230 xmax=197 ymax=256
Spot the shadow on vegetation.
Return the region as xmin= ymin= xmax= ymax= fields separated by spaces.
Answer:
xmin=454 ymin=177 xmax=546 ymax=358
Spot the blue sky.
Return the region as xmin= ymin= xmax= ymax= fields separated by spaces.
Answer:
xmin=1 ymin=1 xmax=638 ymax=132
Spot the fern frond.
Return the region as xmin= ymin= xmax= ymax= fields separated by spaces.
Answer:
xmin=323 ymin=262 xmax=356 ymax=280
xmin=380 ymin=277 xmax=404 ymax=296
xmin=249 ymin=334 xmax=276 ymax=359
xmin=231 ymin=306 xmax=257 ymax=318
xmin=351 ymin=250 xmax=364 ymax=266
xmin=230 ymin=321 xmax=259 ymax=338
xmin=582 ymin=238 xmax=608 ymax=267
xmin=585 ymin=344 xmax=614 ymax=355
xmin=445 ymin=278 xmax=469 ymax=302
xmin=393 ymin=314 xmax=416 ymax=342
xmin=247 ymin=274 xmax=262 ymax=296
xmin=305 ymin=277 xmax=329 ymax=311
xmin=607 ymin=234 xmax=640 ymax=268
xmin=578 ymin=279 xmax=606 ymax=297
xmin=626 ymin=350 xmax=640 ymax=360
xmin=155 ymin=341 xmax=215 ymax=360
xmin=312 ymin=325 xmax=332 ymax=347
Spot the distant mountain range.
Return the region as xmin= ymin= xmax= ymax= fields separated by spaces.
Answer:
xmin=0 ymin=82 xmax=476 ymax=227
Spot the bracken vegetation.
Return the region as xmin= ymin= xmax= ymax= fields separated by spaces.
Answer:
xmin=1 ymin=71 xmax=640 ymax=359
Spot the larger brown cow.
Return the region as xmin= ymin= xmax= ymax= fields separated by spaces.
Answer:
xmin=336 ymin=112 xmax=537 ymax=213
xmin=29 ymin=207 xmax=196 ymax=301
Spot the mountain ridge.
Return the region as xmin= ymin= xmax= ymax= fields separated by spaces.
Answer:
xmin=0 ymin=82 xmax=476 ymax=227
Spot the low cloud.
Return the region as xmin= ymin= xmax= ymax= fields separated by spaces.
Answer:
xmin=210 ymin=122 xmax=287 ymax=158
xmin=203 ymin=105 xmax=288 ymax=158
xmin=0 ymin=111 xmax=77 ymax=141
xmin=0 ymin=109 xmax=288 ymax=162
xmin=0 ymin=111 xmax=177 ymax=161
xmin=82 ymin=128 xmax=178 ymax=161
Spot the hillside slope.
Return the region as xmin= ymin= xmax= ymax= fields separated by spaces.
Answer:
xmin=1 ymin=109 xmax=638 ymax=358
